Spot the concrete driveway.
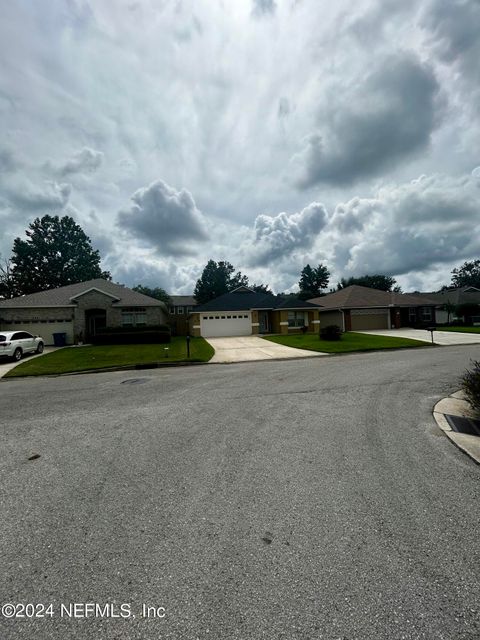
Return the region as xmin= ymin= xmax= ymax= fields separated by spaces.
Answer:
xmin=206 ymin=335 xmax=327 ymax=363
xmin=0 ymin=346 xmax=60 ymax=378
xmin=356 ymin=328 xmax=480 ymax=345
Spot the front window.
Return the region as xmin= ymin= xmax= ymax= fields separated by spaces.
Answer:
xmin=121 ymin=307 xmax=147 ymax=327
xmin=177 ymin=307 xmax=184 ymax=315
xmin=288 ymin=311 xmax=305 ymax=328
xmin=420 ymin=307 xmax=432 ymax=322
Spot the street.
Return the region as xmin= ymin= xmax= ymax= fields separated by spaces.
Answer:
xmin=0 ymin=345 xmax=479 ymax=639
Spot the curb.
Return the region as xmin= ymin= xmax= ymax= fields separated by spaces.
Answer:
xmin=433 ymin=390 xmax=480 ymax=465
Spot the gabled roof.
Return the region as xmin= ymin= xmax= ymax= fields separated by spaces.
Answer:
xmin=274 ymin=296 xmax=320 ymax=310
xmin=309 ymin=285 xmax=438 ymax=311
xmin=0 ymin=279 xmax=166 ymax=308
xmin=412 ymin=287 xmax=480 ymax=306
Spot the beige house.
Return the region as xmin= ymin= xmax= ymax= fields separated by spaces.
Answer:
xmin=0 ymin=278 xmax=168 ymax=345
xmin=309 ymin=285 xmax=438 ymax=331
xmin=189 ymin=287 xmax=320 ymax=337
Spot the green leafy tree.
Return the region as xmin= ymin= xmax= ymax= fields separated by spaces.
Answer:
xmin=132 ymin=285 xmax=171 ymax=306
xmin=194 ymin=260 xmax=249 ymax=304
xmin=11 ymin=215 xmax=111 ymax=295
xmin=451 ymin=259 xmax=480 ymax=289
xmin=0 ymin=255 xmax=16 ymax=299
xmin=298 ymin=263 xmax=330 ymax=299
xmin=337 ymin=274 xmax=400 ymax=292
xmin=251 ymin=283 xmax=272 ymax=294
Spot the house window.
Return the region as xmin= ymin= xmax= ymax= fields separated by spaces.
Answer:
xmin=169 ymin=307 xmax=175 ymax=314
xmin=420 ymin=307 xmax=432 ymax=322
xmin=186 ymin=306 xmax=194 ymax=313
xmin=177 ymin=307 xmax=184 ymax=315
xmin=288 ymin=311 xmax=305 ymax=327
xmin=409 ymin=308 xmax=417 ymax=322
xmin=121 ymin=307 xmax=147 ymax=327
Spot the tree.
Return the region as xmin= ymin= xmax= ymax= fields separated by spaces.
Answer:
xmin=443 ymin=301 xmax=456 ymax=325
xmin=298 ymin=263 xmax=330 ymax=299
xmin=451 ymin=260 xmax=480 ymax=289
xmin=132 ymin=285 xmax=171 ymax=306
xmin=194 ymin=260 xmax=249 ymax=304
xmin=251 ymin=283 xmax=272 ymax=294
xmin=336 ymin=274 xmax=401 ymax=292
xmin=10 ymin=215 xmax=111 ymax=295
xmin=0 ymin=255 xmax=16 ymax=299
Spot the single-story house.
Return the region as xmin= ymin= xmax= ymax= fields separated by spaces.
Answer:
xmin=0 ymin=278 xmax=168 ymax=345
xmin=190 ymin=286 xmax=320 ymax=337
xmin=168 ymin=295 xmax=197 ymax=336
xmin=411 ymin=286 xmax=480 ymax=324
xmin=308 ymin=285 xmax=438 ymax=331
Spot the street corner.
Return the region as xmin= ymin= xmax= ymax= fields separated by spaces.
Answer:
xmin=433 ymin=390 xmax=480 ymax=465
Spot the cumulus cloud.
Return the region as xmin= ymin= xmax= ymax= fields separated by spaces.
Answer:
xmin=55 ymin=147 xmax=104 ymax=176
xmin=117 ymin=179 xmax=208 ymax=257
xmin=293 ymin=54 xmax=441 ymax=188
xmin=329 ymin=172 xmax=480 ymax=276
xmin=249 ymin=202 xmax=328 ymax=266
xmin=4 ymin=180 xmax=71 ymax=212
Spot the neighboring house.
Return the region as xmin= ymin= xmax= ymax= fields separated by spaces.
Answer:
xmin=412 ymin=287 xmax=480 ymax=324
xmin=0 ymin=278 xmax=168 ymax=345
xmin=190 ymin=286 xmax=320 ymax=337
xmin=168 ymin=295 xmax=197 ymax=336
xmin=308 ymin=285 xmax=438 ymax=331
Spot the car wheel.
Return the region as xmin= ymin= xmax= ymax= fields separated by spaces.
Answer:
xmin=13 ymin=348 xmax=22 ymax=362
xmin=36 ymin=342 xmax=44 ymax=354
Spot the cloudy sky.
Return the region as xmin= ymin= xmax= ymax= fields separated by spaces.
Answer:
xmin=1 ymin=0 xmax=479 ymax=293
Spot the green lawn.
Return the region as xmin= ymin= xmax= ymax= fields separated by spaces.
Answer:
xmin=5 ymin=337 xmax=214 ymax=378
xmin=263 ymin=332 xmax=431 ymax=353
xmin=437 ymin=326 xmax=480 ymax=334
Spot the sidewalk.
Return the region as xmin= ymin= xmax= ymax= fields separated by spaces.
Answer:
xmin=433 ymin=391 xmax=480 ymax=465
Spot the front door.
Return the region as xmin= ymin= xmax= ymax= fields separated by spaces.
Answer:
xmin=85 ymin=309 xmax=107 ymax=340
xmin=259 ymin=311 xmax=269 ymax=333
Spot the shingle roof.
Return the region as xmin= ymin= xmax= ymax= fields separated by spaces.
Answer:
xmin=195 ymin=290 xmax=322 ymax=312
xmin=195 ymin=290 xmax=278 ymax=312
xmin=0 ymin=279 xmax=166 ymax=308
xmin=309 ymin=285 xmax=438 ymax=311
xmin=169 ymin=295 xmax=197 ymax=306
xmin=410 ymin=287 xmax=480 ymax=306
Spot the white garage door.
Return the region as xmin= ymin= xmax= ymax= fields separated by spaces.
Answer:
xmin=200 ymin=312 xmax=251 ymax=337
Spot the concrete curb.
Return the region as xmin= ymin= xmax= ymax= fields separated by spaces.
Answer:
xmin=433 ymin=390 xmax=480 ymax=465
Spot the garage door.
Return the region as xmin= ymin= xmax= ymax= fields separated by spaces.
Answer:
xmin=8 ymin=321 xmax=74 ymax=345
xmin=200 ymin=312 xmax=251 ymax=337
xmin=350 ymin=309 xmax=389 ymax=331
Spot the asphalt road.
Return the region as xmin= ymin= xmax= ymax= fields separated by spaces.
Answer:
xmin=1 ymin=345 xmax=479 ymax=640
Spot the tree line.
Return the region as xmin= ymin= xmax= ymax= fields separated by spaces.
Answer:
xmin=1 ymin=214 xmax=480 ymax=302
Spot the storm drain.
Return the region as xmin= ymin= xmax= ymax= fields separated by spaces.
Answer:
xmin=445 ymin=414 xmax=480 ymax=437
xmin=121 ymin=378 xmax=150 ymax=385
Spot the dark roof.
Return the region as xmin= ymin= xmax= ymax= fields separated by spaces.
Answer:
xmin=274 ymin=297 xmax=320 ymax=309
xmin=410 ymin=287 xmax=480 ymax=306
xmin=0 ymin=279 xmax=166 ymax=309
xmin=169 ymin=295 xmax=197 ymax=306
xmin=195 ymin=289 xmax=322 ymax=312
xmin=195 ymin=290 xmax=277 ymax=312
xmin=309 ymin=285 xmax=438 ymax=311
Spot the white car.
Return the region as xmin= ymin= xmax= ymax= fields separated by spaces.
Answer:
xmin=0 ymin=331 xmax=44 ymax=361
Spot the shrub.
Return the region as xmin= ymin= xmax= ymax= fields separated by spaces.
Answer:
xmin=461 ymin=360 xmax=480 ymax=414
xmin=91 ymin=326 xmax=171 ymax=345
xmin=320 ymin=324 xmax=342 ymax=341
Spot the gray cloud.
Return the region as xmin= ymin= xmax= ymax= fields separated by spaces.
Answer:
xmin=249 ymin=202 xmax=328 ymax=266
xmin=252 ymin=0 xmax=277 ymax=17
xmin=4 ymin=180 xmax=72 ymax=212
xmin=117 ymin=179 xmax=208 ymax=257
xmin=293 ymin=54 xmax=441 ymax=188
xmin=0 ymin=147 xmax=18 ymax=173
xmin=328 ymin=172 xmax=480 ymax=277
xmin=56 ymin=147 xmax=104 ymax=176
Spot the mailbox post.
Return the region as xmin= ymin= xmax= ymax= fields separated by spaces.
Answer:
xmin=426 ymin=326 xmax=436 ymax=344
xmin=186 ymin=334 xmax=191 ymax=358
